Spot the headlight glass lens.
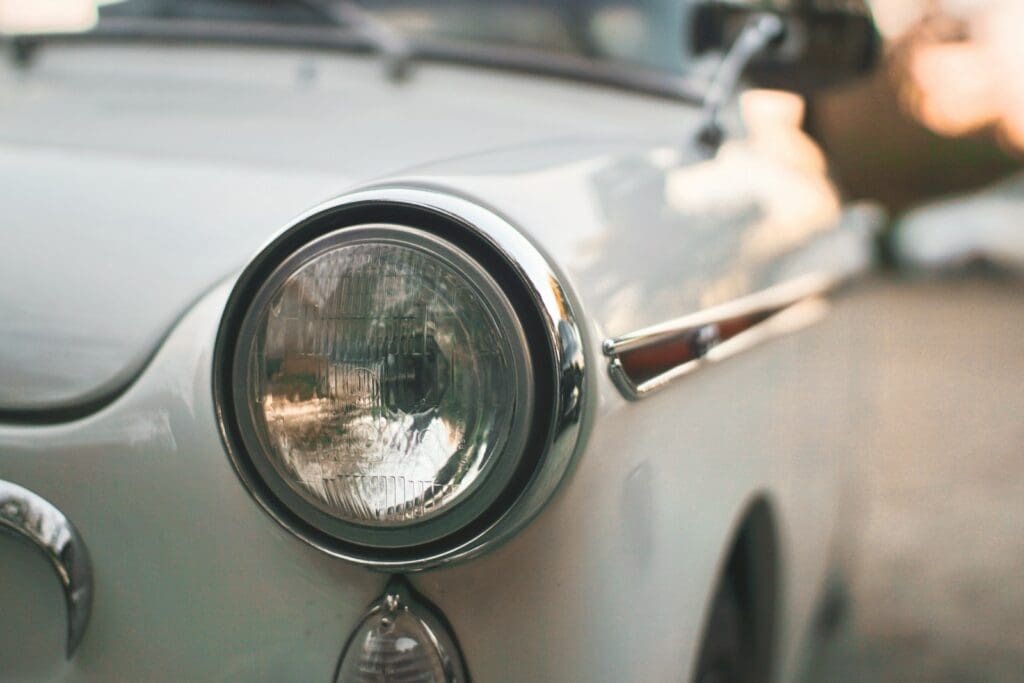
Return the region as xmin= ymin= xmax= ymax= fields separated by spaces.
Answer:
xmin=243 ymin=233 xmax=522 ymax=528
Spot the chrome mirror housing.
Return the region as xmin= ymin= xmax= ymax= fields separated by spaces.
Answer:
xmin=691 ymin=0 xmax=880 ymax=94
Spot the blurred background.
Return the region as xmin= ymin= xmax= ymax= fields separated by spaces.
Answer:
xmin=805 ymin=1 xmax=1024 ymax=680
xmin=818 ymin=0 xmax=1023 ymax=236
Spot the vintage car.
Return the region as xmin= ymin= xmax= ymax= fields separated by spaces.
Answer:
xmin=0 ymin=1 xmax=880 ymax=681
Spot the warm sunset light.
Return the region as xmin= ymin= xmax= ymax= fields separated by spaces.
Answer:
xmin=886 ymin=0 xmax=1024 ymax=152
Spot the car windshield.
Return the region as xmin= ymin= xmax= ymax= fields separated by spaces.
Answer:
xmin=97 ymin=0 xmax=698 ymax=84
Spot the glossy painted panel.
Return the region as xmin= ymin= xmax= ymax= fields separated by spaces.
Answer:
xmin=383 ymin=130 xmax=875 ymax=344
xmin=0 ymin=535 xmax=67 ymax=680
xmin=0 ymin=287 xmax=384 ymax=680
xmin=414 ymin=289 xmax=864 ymax=682
xmin=0 ymin=42 xmax=690 ymax=414
xmin=0 ymin=39 xmax=875 ymax=681
xmin=0 ymin=276 xmax=867 ymax=681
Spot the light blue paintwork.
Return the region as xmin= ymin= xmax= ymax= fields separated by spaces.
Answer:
xmin=0 ymin=41 xmax=877 ymax=681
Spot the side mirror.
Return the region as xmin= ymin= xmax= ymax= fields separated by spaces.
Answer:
xmin=691 ymin=0 xmax=881 ymax=94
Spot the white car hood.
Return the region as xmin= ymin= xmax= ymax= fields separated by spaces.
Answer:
xmin=0 ymin=41 xmax=688 ymax=415
xmin=0 ymin=147 xmax=348 ymax=413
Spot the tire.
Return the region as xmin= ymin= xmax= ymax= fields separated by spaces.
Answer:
xmin=693 ymin=578 xmax=748 ymax=683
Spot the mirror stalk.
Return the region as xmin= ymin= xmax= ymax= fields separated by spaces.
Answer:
xmin=697 ymin=12 xmax=785 ymax=149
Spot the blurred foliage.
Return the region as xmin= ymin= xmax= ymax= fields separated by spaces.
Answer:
xmin=812 ymin=65 xmax=1021 ymax=215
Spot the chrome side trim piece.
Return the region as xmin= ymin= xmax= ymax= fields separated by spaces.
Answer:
xmin=603 ymin=273 xmax=835 ymax=399
xmin=0 ymin=480 xmax=92 ymax=658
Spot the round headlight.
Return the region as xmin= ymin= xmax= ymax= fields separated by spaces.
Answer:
xmin=232 ymin=225 xmax=533 ymax=549
xmin=216 ymin=189 xmax=586 ymax=569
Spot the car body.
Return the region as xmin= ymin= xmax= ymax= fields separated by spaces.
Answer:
xmin=893 ymin=171 xmax=1024 ymax=273
xmin=0 ymin=1 xmax=880 ymax=681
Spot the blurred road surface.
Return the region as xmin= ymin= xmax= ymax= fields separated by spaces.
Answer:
xmin=807 ymin=276 xmax=1024 ymax=681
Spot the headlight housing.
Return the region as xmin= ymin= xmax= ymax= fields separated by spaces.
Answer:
xmin=214 ymin=189 xmax=585 ymax=569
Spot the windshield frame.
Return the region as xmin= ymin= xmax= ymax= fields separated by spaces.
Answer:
xmin=7 ymin=15 xmax=705 ymax=103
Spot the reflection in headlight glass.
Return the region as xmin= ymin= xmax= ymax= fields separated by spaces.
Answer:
xmin=245 ymin=240 xmax=517 ymax=527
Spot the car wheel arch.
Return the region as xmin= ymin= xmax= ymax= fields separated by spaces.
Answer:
xmin=693 ymin=493 xmax=780 ymax=683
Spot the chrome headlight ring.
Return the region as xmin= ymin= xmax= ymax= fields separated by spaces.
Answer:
xmin=213 ymin=186 xmax=587 ymax=571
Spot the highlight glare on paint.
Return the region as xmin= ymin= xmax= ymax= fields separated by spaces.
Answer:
xmin=887 ymin=0 xmax=1024 ymax=152
xmin=0 ymin=0 xmax=98 ymax=35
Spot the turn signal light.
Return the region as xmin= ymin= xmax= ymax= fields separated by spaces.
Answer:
xmin=336 ymin=579 xmax=467 ymax=683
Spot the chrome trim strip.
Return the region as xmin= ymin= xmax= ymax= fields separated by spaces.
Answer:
xmin=0 ymin=480 xmax=92 ymax=658
xmin=603 ymin=273 xmax=836 ymax=399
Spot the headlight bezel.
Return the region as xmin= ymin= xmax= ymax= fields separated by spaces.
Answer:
xmin=213 ymin=187 xmax=586 ymax=570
